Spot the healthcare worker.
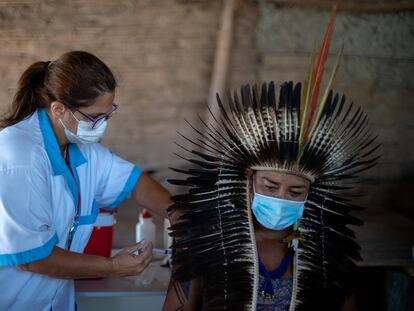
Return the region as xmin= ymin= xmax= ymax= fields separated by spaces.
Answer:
xmin=0 ymin=51 xmax=172 ymax=311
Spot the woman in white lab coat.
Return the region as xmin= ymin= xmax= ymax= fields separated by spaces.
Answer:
xmin=0 ymin=51 xmax=172 ymax=311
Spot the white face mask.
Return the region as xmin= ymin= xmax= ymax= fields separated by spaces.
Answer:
xmin=59 ymin=111 xmax=108 ymax=144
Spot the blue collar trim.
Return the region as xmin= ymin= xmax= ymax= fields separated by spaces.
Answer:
xmin=37 ymin=108 xmax=87 ymax=212
xmin=68 ymin=143 xmax=87 ymax=170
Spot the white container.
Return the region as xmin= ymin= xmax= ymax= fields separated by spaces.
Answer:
xmin=163 ymin=218 xmax=173 ymax=249
xmin=136 ymin=209 xmax=156 ymax=245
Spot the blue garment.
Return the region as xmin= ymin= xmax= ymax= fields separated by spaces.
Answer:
xmin=257 ymin=252 xmax=294 ymax=311
xmin=257 ymin=275 xmax=293 ymax=311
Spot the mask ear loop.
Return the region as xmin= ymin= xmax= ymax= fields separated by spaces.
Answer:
xmin=69 ymin=109 xmax=81 ymax=123
xmin=59 ymin=117 xmax=74 ymax=134
xmin=250 ymin=171 xmax=256 ymax=207
xmin=59 ymin=106 xmax=80 ymax=135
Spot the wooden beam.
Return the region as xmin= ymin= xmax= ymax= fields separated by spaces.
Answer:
xmin=268 ymin=0 xmax=414 ymax=13
xmin=206 ymin=0 xmax=238 ymax=126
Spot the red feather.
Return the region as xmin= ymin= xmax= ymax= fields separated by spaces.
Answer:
xmin=304 ymin=5 xmax=337 ymax=138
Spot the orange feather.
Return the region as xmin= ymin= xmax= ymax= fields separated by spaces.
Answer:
xmin=303 ymin=5 xmax=337 ymax=141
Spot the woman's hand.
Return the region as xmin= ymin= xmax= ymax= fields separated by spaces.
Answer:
xmin=18 ymin=240 xmax=153 ymax=280
xmin=109 ymin=240 xmax=153 ymax=277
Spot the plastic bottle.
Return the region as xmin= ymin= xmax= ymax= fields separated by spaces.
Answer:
xmin=163 ymin=218 xmax=172 ymax=249
xmin=136 ymin=208 xmax=156 ymax=245
xmin=162 ymin=218 xmax=173 ymax=265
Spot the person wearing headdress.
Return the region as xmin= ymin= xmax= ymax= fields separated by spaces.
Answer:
xmin=162 ymin=7 xmax=379 ymax=311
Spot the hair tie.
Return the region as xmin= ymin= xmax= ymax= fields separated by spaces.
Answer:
xmin=44 ymin=61 xmax=51 ymax=71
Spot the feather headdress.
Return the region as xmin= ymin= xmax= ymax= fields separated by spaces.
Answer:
xmin=168 ymin=6 xmax=379 ymax=310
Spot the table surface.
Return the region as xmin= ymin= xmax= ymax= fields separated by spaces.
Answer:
xmin=75 ymin=260 xmax=171 ymax=296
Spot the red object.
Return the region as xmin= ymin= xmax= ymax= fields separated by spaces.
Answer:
xmin=141 ymin=208 xmax=152 ymax=219
xmin=84 ymin=209 xmax=116 ymax=258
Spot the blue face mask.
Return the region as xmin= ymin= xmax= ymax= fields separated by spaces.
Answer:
xmin=251 ymin=192 xmax=305 ymax=231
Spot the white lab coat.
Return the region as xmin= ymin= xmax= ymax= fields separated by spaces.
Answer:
xmin=0 ymin=108 xmax=142 ymax=311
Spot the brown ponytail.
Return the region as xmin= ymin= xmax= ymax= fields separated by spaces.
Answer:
xmin=0 ymin=61 xmax=50 ymax=127
xmin=1 ymin=51 xmax=116 ymax=128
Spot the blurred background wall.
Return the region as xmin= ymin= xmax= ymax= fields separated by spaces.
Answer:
xmin=0 ymin=0 xmax=259 ymax=245
xmin=256 ymin=1 xmax=414 ymax=218
xmin=0 ymin=0 xmax=413 ymax=309
xmin=1 ymin=0 xmax=412 ymax=218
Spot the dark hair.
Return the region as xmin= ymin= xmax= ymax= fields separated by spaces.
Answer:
xmin=0 ymin=51 xmax=116 ymax=128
